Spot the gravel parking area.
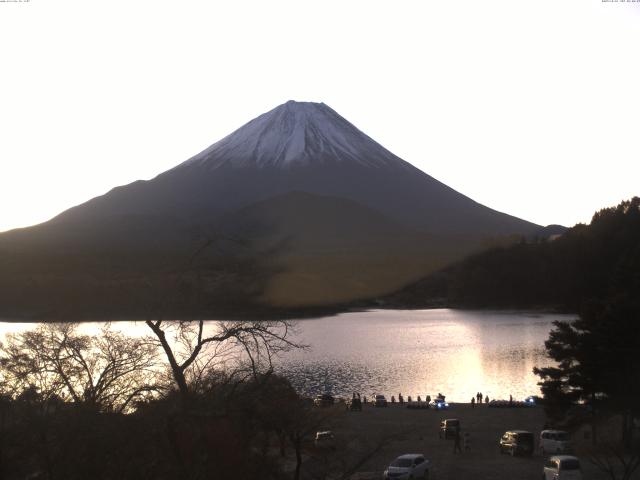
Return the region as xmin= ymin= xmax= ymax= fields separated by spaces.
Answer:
xmin=318 ymin=402 xmax=628 ymax=480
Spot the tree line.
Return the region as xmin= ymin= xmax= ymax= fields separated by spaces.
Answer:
xmin=388 ymin=197 xmax=640 ymax=311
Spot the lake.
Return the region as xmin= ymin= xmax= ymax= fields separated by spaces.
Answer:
xmin=275 ymin=309 xmax=573 ymax=402
xmin=0 ymin=309 xmax=574 ymax=402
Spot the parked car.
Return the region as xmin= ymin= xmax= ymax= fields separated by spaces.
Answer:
xmin=499 ymin=430 xmax=534 ymax=456
xmin=430 ymin=398 xmax=449 ymax=410
xmin=540 ymin=430 xmax=573 ymax=455
xmin=375 ymin=394 xmax=388 ymax=407
xmin=543 ymin=455 xmax=582 ymax=480
xmin=314 ymin=431 xmax=336 ymax=449
xmin=347 ymin=397 xmax=362 ymax=411
xmin=382 ymin=454 xmax=430 ymax=480
xmin=314 ymin=394 xmax=335 ymax=407
xmin=439 ymin=418 xmax=460 ymax=439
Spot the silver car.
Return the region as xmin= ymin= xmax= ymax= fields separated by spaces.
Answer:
xmin=382 ymin=454 xmax=430 ymax=479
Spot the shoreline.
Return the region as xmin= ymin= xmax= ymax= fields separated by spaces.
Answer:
xmin=0 ymin=305 xmax=576 ymax=323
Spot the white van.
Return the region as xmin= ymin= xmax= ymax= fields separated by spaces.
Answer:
xmin=540 ymin=429 xmax=572 ymax=454
xmin=543 ymin=455 xmax=582 ymax=480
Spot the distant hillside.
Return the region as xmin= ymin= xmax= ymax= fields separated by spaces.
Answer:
xmin=216 ymin=191 xmax=484 ymax=307
xmin=382 ymin=197 xmax=640 ymax=311
xmin=0 ymin=101 xmax=542 ymax=319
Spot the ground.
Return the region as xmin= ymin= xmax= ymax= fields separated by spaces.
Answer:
xmin=298 ymin=402 xmax=638 ymax=480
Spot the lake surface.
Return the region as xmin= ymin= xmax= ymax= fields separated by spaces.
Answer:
xmin=0 ymin=309 xmax=574 ymax=402
xmin=275 ymin=309 xmax=574 ymax=402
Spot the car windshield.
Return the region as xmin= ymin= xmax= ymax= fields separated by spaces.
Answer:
xmin=560 ymin=459 xmax=580 ymax=470
xmin=555 ymin=432 xmax=569 ymax=441
xmin=390 ymin=458 xmax=413 ymax=468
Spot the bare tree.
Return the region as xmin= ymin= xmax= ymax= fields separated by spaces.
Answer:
xmin=0 ymin=323 xmax=161 ymax=413
xmin=145 ymin=318 xmax=303 ymax=402
xmin=589 ymin=442 xmax=640 ymax=480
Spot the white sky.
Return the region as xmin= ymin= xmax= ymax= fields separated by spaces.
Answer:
xmin=1 ymin=0 xmax=638 ymax=232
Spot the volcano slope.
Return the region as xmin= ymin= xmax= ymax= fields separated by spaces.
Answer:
xmin=0 ymin=101 xmax=539 ymax=319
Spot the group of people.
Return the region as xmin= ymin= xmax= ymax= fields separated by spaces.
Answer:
xmin=349 ymin=391 xmax=445 ymax=405
xmin=391 ymin=393 xmax=433 ymax=404
xmin=351 ymin=392 xmax=366 ymax=404
xmin=470 ymin=391 xmax=490 ymax=407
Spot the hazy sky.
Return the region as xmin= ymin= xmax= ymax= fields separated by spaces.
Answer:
xmin=1 ymin=0 xmax=638 ymax=232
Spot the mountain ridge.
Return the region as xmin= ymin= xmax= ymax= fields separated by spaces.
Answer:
xmin=0 ymin=100 xmax=545 ymax=318
xmin=45 ymin=101 xmax=539 ymax=238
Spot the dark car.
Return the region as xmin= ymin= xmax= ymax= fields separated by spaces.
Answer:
xmin=439 ymin=419 xmax=460 ymax=439
xmin=374 ymin=394 xmax=388 ymax=407
xmin=430 ymin=398 xmax=449 ymax=410
xmin=499 ymin=430 xmax=534 ymax=456
xmin=314 ymin=394 xmax=335 ymax=407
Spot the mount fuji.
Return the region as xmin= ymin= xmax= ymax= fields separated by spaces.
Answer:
xmin=0 ymin=101 xmax=541 ymax=319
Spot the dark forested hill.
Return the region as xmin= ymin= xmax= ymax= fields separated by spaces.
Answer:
xmin=383 ymin=197 xmax=640 ymax=310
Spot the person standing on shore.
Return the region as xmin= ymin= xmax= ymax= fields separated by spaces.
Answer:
xmin=453 ymin=427 xmax=462 ymax=454
xmin=471 ymin=396 xmax=475 ymax=408
xmin=485 ymin=395 xmax=489 ymax=404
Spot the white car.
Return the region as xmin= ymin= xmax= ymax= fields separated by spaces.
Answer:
xmin=382 ymin=454 xmax=430 ymax=480
xmin=540 ymin=429 xmax=573 ymax=454
xmin=543 ymin=455 xmax=582 ymax=480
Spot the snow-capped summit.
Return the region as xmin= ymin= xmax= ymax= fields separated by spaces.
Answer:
xmin=178 ymin=100 xmax=410 ymax=170
xmin=46 ymin=100 xmax=538 ymax=237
